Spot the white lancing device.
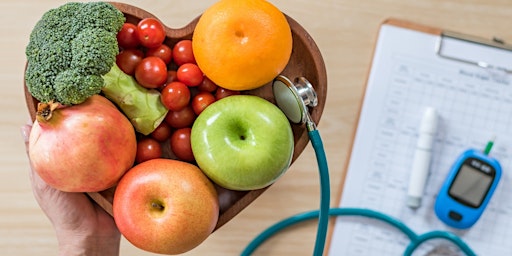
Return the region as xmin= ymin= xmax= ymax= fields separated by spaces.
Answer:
xmin=407 ymin=107 xmax=438 ymax=209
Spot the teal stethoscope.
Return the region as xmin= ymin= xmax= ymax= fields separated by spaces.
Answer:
xmin=240 ymin=75 xmax=477 ymax=256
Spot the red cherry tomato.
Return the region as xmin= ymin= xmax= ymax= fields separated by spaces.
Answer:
xmin=146 ymin=44 xmax=172 ymax=64
xmin=150 ymin=121 xmax=172 ymax=142
xmin=177 ymin=63 xmax=204 ymax=87
xmin=157 ymin=70 xmax=179 ymax=91
xmin=135 ymin=56 xmax=168 ymax=89
xmin=136 ymin=137 xmax=162 ymax=163
xmin=215 ymin=87 xmax=241 ymax=100
xmin=172 ymin=40 xmax=195 ymax=66
xmin=197 ymin=76 xmax=218 ymax=92
xmin=191 ymin=91 xmax=216 ymax=115
xmin=160 ymin=81 xmax=191 ymax=111
xmin=137 ymin=18 xmax=166 ymax=48
xmin=164 ymin=105 xmax=196 ymax=129
xmin=116 ymin=49 xmax=144 ymax=75
xmin=170 ymin=128 xmax=194 ymax=162
xmin=117 ymin=23 xmax=140 ymax=49
xmin=166 ymin=70 xmax=179 ymax=84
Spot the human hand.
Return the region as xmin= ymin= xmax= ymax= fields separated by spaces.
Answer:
xmin=21 ymin=122 xmax=121 ymax=256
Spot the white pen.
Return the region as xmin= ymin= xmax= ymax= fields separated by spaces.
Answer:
xmin=407 ymin=107 xmax=438 ymax=209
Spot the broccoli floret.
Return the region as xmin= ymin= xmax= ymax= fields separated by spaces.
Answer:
xmin=54 ymin=69 xmax=104 ymax=105
xmin=25 ymin=62 xmax=57 ymax=103
xmin=27 ymin=2 xmax=82 ymax=47
xmin=74 ymin=2 xmax=125 ymax=33
xmin=25 ymin=2 xmax=125 ymax=105
xmin=71 ymin=28 xmax=119 ymax=76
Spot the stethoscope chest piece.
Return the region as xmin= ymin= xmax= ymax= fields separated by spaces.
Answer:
xmin=272 ymin=75 xmax=318 ymax=125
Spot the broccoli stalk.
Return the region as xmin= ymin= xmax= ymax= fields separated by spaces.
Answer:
xmin=102 ymin=64 xmax=168 ymax=135
xmin=25 ymin=2 xmax=168 ymax=135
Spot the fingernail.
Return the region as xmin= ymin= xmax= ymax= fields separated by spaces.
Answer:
xmin=21 ymin=124 xmax=31 ymax=142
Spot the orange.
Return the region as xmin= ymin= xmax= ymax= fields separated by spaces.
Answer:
xmin=192 ymin=0 xmax=293 ymax=91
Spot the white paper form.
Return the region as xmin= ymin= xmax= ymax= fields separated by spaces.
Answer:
xmin=329 ymin=23 xmax=512 ymax=255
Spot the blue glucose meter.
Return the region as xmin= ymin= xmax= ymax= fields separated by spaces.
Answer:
xmin=434 ymin=148 xmax=501 ymax=229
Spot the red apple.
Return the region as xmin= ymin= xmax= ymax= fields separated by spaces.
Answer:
xmin=113 ymin=158 xmax=219 ymax=254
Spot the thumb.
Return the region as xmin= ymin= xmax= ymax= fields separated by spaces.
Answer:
xmin=21 ymin=120 xmax=33 ymax=152
xmin=21 ymin=120 xmax=50 ymax=206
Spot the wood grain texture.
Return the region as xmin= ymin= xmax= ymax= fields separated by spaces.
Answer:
xmin=3 ymin=0 xmax=512 ymax=255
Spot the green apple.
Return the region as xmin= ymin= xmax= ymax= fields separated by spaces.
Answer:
xmin=191 ymin=95 xmax=294 ymax=190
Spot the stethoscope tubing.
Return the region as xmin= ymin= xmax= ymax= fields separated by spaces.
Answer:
xmin=309 ymin=129 xmax=330 ymax=256
xmin=241 ymin=128 xmax=476 ymax=256
xmin=242 ymin=207 xmax=476 ymax=256
xmin=247 ymin=75 xmax=476 ymax=255
xmin=241 ymin=128 xmax=330 ymax=256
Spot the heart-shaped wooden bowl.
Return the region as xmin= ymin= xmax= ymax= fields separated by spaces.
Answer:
xmin=24 ymin=2 xmax=327 ymax=231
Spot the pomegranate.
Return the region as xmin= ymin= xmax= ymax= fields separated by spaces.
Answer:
xmin=29 ymin=95 xmax=137 ymax=192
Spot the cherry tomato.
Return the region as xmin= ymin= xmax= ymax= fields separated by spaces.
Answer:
xmin=177 ymin=63 xmax=204 ymax=87
xmin=166 ymin=70 xmax=179 ymax=84
xmin=170 ymin=128 xmax=194 ymax=162
xmin=215 ymin=87 xmax=241 ymax=100
xmin=137 ymin=18 xmax=166 ymax=48
xmin=157 ymin=70 xmax=179 ymax=91
xmin=135 ymin=56 xmax=168 ymax=89
xmin=116 ymin=49 xmax=144 ymax=75
xmin=146 ymin=44 xmax=172 ymax=64
xmin=136 ymin=137 xmax=162 ymax=163
xmin=150 ymin=121 xmax=172 ymax=142
xmin=172 ymin=40 xmax=195 ymax=66
xmin=164 ymin=105 xmax=196 ymax=128
xmin=160 ymin=81 xmax=191 ymax=111
xmin=192 ymin=91 xmax=216 ymax=115
xmin=117 ymin=23 xmax=140 ymax=49
xmin=197 ymin=76 xmax=218 ymax=92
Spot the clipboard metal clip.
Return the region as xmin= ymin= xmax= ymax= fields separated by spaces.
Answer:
xmin=436 ymin=31 xmax=512 ymax=74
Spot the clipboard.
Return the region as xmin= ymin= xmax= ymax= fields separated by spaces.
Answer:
xmin=327 ymin=18 xmax=512 ymax=255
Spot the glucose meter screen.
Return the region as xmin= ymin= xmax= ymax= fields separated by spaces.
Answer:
xmin=449 ymin=164 xmax=493 ymax=208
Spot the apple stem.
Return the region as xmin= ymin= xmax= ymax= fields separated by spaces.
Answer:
xmin=151 ymin=202 xmax=164 ymax=211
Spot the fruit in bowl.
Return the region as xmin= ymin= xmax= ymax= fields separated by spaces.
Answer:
xmin=23 ymin=0 xmax=327 ymax=254
xmin=192 ymin=0 xmax=293 ymax=91
xmin=191 ymin=95 xmax=294 ymax=191
xmin=113 ymin=159 xmax=219 ymax=255
xmin=29 ymin=95 xmax=137 ymax=192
